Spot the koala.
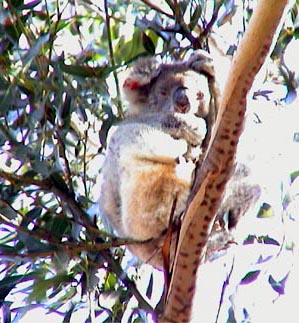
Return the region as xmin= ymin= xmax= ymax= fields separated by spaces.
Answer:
xmin=99 ymin=51 xmax=218 ymax=268
xmin=216 ymin=163 xmax=261 ymax=231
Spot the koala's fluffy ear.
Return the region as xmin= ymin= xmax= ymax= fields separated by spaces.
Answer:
xmin=122 ymin=57 xmax=160 ymax=116
xmin=123 ymin=57 xmax=159 ymax=90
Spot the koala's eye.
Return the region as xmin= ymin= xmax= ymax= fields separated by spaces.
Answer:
xmin=160 ymin=89 xmax=168 ymax=96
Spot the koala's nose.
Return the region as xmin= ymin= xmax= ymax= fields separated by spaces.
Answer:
xmin=173 ymin=87 xmax=190 ymax=113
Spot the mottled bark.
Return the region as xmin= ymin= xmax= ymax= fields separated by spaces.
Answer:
xmin=160 ymin=0 xmax=289 ymax=322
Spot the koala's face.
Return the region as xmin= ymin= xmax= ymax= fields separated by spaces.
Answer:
xmin=150 ymin=70 xmax=211 ymax=117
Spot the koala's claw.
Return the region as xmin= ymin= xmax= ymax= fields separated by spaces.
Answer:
xmin=185 ymin=130 xmax=202 ymax=147
xmin=188 ymin=50 xmax=215 ymax=78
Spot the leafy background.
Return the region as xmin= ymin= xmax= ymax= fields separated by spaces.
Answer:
xmin=0 ymin=0 xmax=299 ymax=322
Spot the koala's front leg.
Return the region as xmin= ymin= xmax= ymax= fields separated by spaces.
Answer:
xmin=162 ymin=114 xmax=207 ymax=162
xmin=187 ymin=50 xmax=215 ymax=79
xmin=176 ymin=115 xmax=207 ymax=159
xmin=163 ymin=114 xmax=207 ymax=146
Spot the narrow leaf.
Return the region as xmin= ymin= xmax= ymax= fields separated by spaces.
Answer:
xmin=22 ymin=33 xmax=50 ymax=66
xmin=268 ymin=273 xmax=289 ymax=295
xmin=240 ymin=270 xmax=261 ymax=285
xmin=142 ymin=32 xmax=155 ymax=55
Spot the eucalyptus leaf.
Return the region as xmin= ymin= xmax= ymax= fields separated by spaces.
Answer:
xmin=22 ymin=33 xmax=50 ymax=67
xmin=240 ymin=270 xmax=261 ymax=285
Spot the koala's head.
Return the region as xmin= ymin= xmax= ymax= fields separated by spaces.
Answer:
xmin=122 ymin=57 xmax=213 ymax=118
xmin=149 ymin=70 xmax=211 ymax=118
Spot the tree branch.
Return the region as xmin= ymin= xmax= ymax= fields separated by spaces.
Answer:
xmin=140 ymin=0 xmax=174 ymax=19
xmin=0 ymin=169 xmax=154 ymax=314
xmin=161 ymin=0 xmax=289 ymax=322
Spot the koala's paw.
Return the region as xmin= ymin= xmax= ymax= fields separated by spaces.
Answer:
xmin=184 ymin=130 xmax=202 ymax=147
xmin=178 ymin=115 xmax=207 ymax=146
xmin=175 ymin=156 xmax=195 ymax=182
xmin=188 ymin=50 xmax=215 ymax=78
xmin=183 ymin=145 xmax=202 ymax=163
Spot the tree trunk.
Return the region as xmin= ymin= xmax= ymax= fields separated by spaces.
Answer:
xmin=160 ymin=0 xmax=289 ymax=322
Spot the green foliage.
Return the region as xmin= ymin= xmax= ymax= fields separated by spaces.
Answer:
xmin=0 ymin=0 xmax=298 ymax=322
xmin=268 ymin=273 xmax=289 ymax=295
xmin=240 ymin=270 xmax=261 ymax=285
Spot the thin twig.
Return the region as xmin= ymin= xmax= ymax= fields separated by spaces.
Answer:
xmin=55 ymin=128 xmax=75 ymax=197
xmin=103 ymin=0 xmax=123 ymax=119
xmin=215 ymin=257 xmax=235 ymax=323
xmin=140 ymin=0 xmax=174 ymax=18
xmin=202 ymin=0 xmax=224 ymax=38
xmin=0 ymin=169 xmax=154 ymax=314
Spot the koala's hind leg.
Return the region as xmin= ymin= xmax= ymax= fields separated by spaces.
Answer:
xmin=120 ymin=162 xmax=189 ymax=241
